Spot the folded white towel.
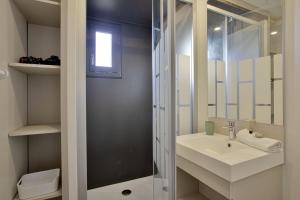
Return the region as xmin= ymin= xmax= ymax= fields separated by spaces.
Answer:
xmin=237 ymin=129 xmax=282 ymax=153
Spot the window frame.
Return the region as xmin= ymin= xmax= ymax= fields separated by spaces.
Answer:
xmin=87 ymin=20 xmax=122 ymax=78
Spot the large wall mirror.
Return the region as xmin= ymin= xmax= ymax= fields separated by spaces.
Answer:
xmin=207 ymin=0 xmax=283 ymax=125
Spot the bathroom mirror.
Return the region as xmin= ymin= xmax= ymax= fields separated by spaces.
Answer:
xmin=207 ymin=0 xmax=283 ymax=125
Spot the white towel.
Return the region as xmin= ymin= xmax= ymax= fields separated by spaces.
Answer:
xmin=237 ymin=129 xmax=282 ymax=153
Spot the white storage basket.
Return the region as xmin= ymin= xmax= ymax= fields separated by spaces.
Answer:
xmin=17 ymin=169 xmax=60 ymax=200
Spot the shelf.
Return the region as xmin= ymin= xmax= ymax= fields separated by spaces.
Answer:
xmin=14 ymin=188 xmax=62 ymax=200
xmin=9 ymin=124 xmax=61 ymax=137
xmin=14 ymin=0 xmax=60 ymax=27
xmin=9 ymin=63 xmax=60 ymax=75
xmin=178 ymin=193 xmax=209 ymax=200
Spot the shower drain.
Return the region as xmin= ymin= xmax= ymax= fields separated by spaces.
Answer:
xmin=122 ymin=189 xmax=132 ymax=196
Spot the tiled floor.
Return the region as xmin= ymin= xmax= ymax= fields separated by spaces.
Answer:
xmin=88 ymin=176 xmax=153 ymax=200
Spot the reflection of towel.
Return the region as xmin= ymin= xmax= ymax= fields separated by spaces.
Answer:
xmin=237 ymin=129 xmax=282 ymax=153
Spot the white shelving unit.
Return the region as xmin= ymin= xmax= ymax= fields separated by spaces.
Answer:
xmin=9 ymin=63 xmax=60 ymax=75
xmin=9 ymin=0 xmax=63 ymax=200
xmin=9 ymin=124 xmax=61 ymax=137
xmin=13 ymin=0 xmax=60 ymax=27
xmin=14 ymin=188 xmax=62 ymax=200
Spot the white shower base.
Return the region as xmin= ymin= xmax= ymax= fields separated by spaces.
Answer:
xmin=88 ymin=176 xmax=153 ymax=200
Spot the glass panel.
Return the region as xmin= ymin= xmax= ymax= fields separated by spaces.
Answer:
xmin=176 ymin=1 xmax=193 ymax=136
xmin=208 ymin=10 xmax=225 ymax=60
xmin=227 ymin=17 xmax=260 ymax=61
xmin=153 ymin=0 xmax=175 ymax=199
xmin=95 ymin=32 xmax=112 ymax=67
xmin=153 ymin=0 xmax=161 ymax=48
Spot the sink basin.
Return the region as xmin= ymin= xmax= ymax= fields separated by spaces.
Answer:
xmin=181 ymin=134 xmax=248 ymax=156
xmin=176 ymin=133 xmax=284 ymax=182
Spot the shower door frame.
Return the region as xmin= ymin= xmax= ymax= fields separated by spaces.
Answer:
xmin=152 ymin=0 xmax=176 ymax=200
xmin=61 ymin=0 xmax=88 ymax=199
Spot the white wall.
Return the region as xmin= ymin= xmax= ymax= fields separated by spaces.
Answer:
xmin=193 ymin=0 xmax=208 ymax=132
xmin=28 ymin=24 xmax=60 ymax=59
xmin=60 ymin=0 xmax=87 ymax=199
xmin=0 ymin=0 xmax=28 ymax=199
xmin=283 ymin=0 xmax=300 ymax=199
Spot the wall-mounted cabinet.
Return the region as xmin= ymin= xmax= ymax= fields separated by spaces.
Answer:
xmin=8 ymin=0 xmax=62 ymax=199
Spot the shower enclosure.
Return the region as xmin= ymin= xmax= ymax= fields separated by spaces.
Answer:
xmin=152 ymin=0 xmax=209 ymax=199
xmin=152 ymin=0 xmax=176 ymax=199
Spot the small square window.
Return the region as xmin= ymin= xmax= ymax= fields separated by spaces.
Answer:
xmin=95 ymin=32 xmax=112 ymax=67
xmin=87 ymin=20 xmax=122 ymax=78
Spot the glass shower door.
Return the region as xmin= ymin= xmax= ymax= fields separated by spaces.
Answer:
xmin=152 ymin=0 xmax=176 ymax=199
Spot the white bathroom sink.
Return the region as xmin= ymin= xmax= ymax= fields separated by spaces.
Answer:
xmin=176 ymin=133 xmax=284 ymax=182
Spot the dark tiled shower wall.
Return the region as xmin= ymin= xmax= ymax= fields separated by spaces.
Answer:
xmin=86 ymin=22 xmax=153 ymax=189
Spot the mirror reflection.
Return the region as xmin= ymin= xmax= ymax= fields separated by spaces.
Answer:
xmin=207 ymin=0 xmax=283 ymax=125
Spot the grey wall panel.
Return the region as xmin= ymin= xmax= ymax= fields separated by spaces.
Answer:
xmin=86 ymin=23 xmax=152 ymax=189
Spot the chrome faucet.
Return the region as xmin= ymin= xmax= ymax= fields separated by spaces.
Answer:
xmin=227 ymin=121 xmax=236 ymax=140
